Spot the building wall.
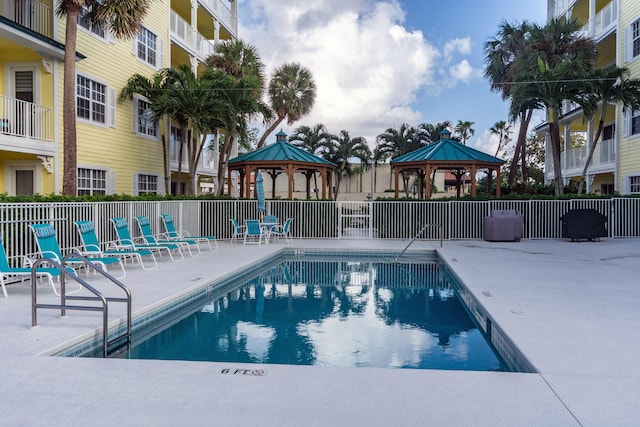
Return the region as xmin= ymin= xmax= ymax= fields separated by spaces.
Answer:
xmin=618 ymin=1 xmax=640 ymax=192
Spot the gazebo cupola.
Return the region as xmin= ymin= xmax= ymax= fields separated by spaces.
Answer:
xmin=440 ymin=129 xmax=452 ymax=140
xmin=275 ymin=129 xmax=288 ymax=143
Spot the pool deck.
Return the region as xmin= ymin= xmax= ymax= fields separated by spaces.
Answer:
xmin=1 ymin=237 xmax=639 ymax=426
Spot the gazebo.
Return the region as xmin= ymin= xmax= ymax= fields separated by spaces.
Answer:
xmin=227 ymin=130 xmax=336 ymax=199
xmin=390 ymin=130 xmax=505 ymax=198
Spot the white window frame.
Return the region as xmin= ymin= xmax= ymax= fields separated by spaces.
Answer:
xmin=132 ymin=97 xmax=159 ymax=139
xmin=77 ymin=6 xmax=108 ymax=41
xmin=76 ymin=73 xmax=109 ymax=126
xmin=625 ymin=18 xmax=640 ymax=62
xmin=77 ymin=167 xmax=108 ymax=196
xmin=134 ymin=26 xmax=163 ymax=69
xmin=134 ymin=172 xmax=162 ymax=195
xmin=630 ymin=176 xmax=640 ymax=194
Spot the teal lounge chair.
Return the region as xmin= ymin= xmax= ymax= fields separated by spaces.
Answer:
xmin=29 ymin=223 xmax=125 ymax=279
xmin=74 ymin=220 xmax=157 ymax=270
xmin=1 ymin=235 xmax=76 ymax=297
xmin=230 ymin=218 xmax=245 ymax=243
xmin=269 ymin=217 xmax=293 ymax=243
xmin=159 ymin=214 xmax=217 ymax=250
xmin=110 ymin=217 xmax=184 ymax=262
xmin=244 ymin=219 xmax=269 ymax=245
xmin=134 ymin=216 xmax=200 ymax=256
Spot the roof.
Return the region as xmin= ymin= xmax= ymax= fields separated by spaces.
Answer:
xmin=390 ymin=138 xmax=505 ymax=164
xmin=228 ymin=138 xmax=336 ymax=167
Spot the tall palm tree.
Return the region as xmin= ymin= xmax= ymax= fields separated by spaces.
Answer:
xmin=120 ymin=70 xmax=172 ymax=194
xmin=454 ymin=120 xmax=475 ymax=145
xmin=511 ymin=16 xmax=596 ymax=195
xmin=289 ymin=124 xmax=331 ymax=199
xmin=57 ymin=0 xmax=151 ymax=195
xmin=257 ymin=63 xmax=317 ymax=148
xmin=375 ymin=124 xmax=424 ymax=196
xmin=206 ymin=39 xmax=270 ymax=196
xmin=484 ymin=21 xmax=536 ymax=187
xmin=490 ymin=120 xmax=511 ymax=157
xmin=577 ymin=66 xmax=640 ymax=194
xmin=324 ymin=130 xmax=371 ymax=200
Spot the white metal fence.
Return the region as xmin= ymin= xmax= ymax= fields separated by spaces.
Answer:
xmin=1 ymin=198 xmax=639 ymax=263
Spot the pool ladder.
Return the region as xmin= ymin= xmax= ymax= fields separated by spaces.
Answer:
xmin=395 ymin=223 xmax=442 ymax=262
xmin=31 ymin=252 xmax=132 ymax=358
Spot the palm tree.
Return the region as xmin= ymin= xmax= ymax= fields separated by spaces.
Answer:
xmin=57 ymin=0 xmax=151 ymax=195
xmin=510 ymin=16 xmax=596 ymax=195
xmin=206 ymin=40 xmax=270 ymax=196
xmin=490 ymin=120 xmax=511 ymax=157
xmin=120 ymin=70 xmax=172 ymax=194
xmin=577 ymin=67 xmax=640 ymax=194
xmin=289 ymin=124 xmax=331 ymax=199
xmin=375 ymin=124 xmax=424 ymax=196
xmin=257 ymin=63 xmax=317 ymax=148
xmin=324 ymin=130 xmax=371 ymax=200
xmin=454 ymin=120 xmax=475 ymax=145
xmin=419 ymin=121 xmax=452 ymax=143
xmin=484 ymin=21 xmax=536 ymax=187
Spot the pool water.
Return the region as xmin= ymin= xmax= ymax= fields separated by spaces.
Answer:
xmin=115 ymin=255 xmax=508 ymax=372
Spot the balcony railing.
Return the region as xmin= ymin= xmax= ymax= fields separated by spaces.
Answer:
xmin=170 ymin=139 xmax=216 ymax=171
xmin=581 ymin=0 xmax=617 ymax=40
xmin=170 ymin=10 xmax=216 ymax=60
xmin=199 ymin=0 xmax=237 ymax=35
xmin=0 ymin=95 xmax=52 ymax=141
xmin=0 ymin=0 xmax=53 ymax=38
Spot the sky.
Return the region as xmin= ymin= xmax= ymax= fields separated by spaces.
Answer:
xmin=236 ymin=0 xmax=548 ymax=156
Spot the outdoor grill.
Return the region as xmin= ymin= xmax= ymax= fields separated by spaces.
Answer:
xmin=483 ymin=210 xmax=524 ymax=242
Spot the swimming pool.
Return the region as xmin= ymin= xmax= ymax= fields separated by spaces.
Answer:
xmin=101 ymin=250 xmax=518 ymax=372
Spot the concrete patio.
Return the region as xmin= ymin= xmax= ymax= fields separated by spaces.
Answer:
xmin=1 ymin=237 xmax=639 ymax=426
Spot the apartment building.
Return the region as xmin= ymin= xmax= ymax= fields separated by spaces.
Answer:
xmin=540 ymin=0 xmax=640 ymax=195
xmin=0 ymin=0 xmax=236 ymax=196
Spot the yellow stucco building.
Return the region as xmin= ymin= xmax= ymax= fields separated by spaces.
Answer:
xmin=539 ymin=0 xmax=640 ymax=195
xmin=0 ymin=0 xmax=236 ymax=196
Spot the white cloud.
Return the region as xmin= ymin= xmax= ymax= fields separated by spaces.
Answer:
xmin=239 ymin=0 xmax=478 ymax=145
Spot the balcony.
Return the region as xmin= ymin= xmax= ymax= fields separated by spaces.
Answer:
xmin=170 ymin=10 xmax=216 ymax=61
xmin=581 ymin=0 xmax=617 ymax=41
xmin=0 ymin=0 xmax=53 ymax=38
xmin=198 ymin=0 xmax=237 ymax=35
xmin=0 ymin=95 xmax=52 ymax=142
xmin=170 ymin=139 xmax=217 ymax=172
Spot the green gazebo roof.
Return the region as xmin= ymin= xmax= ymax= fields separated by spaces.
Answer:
xmin=228 ymin=136 xmax=336 ymax=167
xmin=390 ymin=138 xmax=505 ymax=164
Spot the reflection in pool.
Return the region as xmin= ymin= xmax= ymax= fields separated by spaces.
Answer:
xmin=118 ymin=257 xmax=507 ymax=371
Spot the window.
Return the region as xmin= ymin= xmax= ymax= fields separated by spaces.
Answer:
xmin=632 ymin=110 xmax=640 ymax=136
xmin=633 ymin=19 xmax=640 ymax=59
xmin=137 ymin=27 xmax=157 ymax=67
xmin=78 ymin=168 xmax=106 ymax=196
xmin=630 ymin=176 xmax=640 ymax=194
xmin=78 ymin=7 xmax=105 ymax=38
xmin=77 ymin=75 xmax=106 ymax=124
xmin=138 ymin=174 xmax=158 ymax=195
xmin=136 ymin=99 xmax=157 ymax=137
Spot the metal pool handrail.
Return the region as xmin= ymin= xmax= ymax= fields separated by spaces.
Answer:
xmin=395 ymin=223 xmax=442 ymax=262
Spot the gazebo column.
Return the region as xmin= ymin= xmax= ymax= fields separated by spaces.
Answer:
xmin=487 ymin=168 xmax=493 ymax=197
xmin=245 ymin=167 xmax=253 ymax=198
xmin=321 ymin=168 xmax=327 ymax=199
xmin=304 ymin=170 xmax=313 ymax=199
xmin=495 ymin=167 xmax=501 ymax=197
xmin=424 ymin=165 xmax=432 ymax=199
xmin=470 ymin=164 xmax=477 ymax=197
xmin=328 ymin=170 xmax=333 ymax=199
xmin=393 ymin=167 xmax=400 ymax=198
xmin=287 ymin=165 xmax=294 ymax=199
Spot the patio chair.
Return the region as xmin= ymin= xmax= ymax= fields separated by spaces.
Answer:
xmin=230 ymin=218 xmax=245 ymax=243
xmin=1 ymin=235 xmax=76 ymax=297
xmin=134 ymin=215 xmax=200 ymax=256
xmin=159 ymin=214 xmax=218 ymax=250
xmin=74 ymin=220 xmax=157 ymax=270
xmin=110 ymin=217 xmax=184 ymax=262
xmin=269 ymin=217 xmax=293 ymax=243
xmin=29 ymin=223 xmax=125 ymax=279
xmin=244 ymin=219 xmax=269 ymax=245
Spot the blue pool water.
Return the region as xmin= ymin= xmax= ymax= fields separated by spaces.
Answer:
xmin=115 ymin=253 xmax=508 ymax=372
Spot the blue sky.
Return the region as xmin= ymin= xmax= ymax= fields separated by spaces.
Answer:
xmin=237 ymin=0 xmax=548 ymax=155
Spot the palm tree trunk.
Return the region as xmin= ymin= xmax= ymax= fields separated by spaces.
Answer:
xmin=257 ymin=116 xmax=284 ymax=149
xmin=176 ymin=128 xmax=186 ymax=195
xmin=578 ymin=110 xmax=607 ymax=195
xmin=62 ymin=5 xmax=81 ymax=196
xmin=549 ymin=114 xmax=564 ymax=195
xmin=216 ymin=134 xmax=235 ymax=196
xmin=509 ymin=110 xmax=532 ymax=187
